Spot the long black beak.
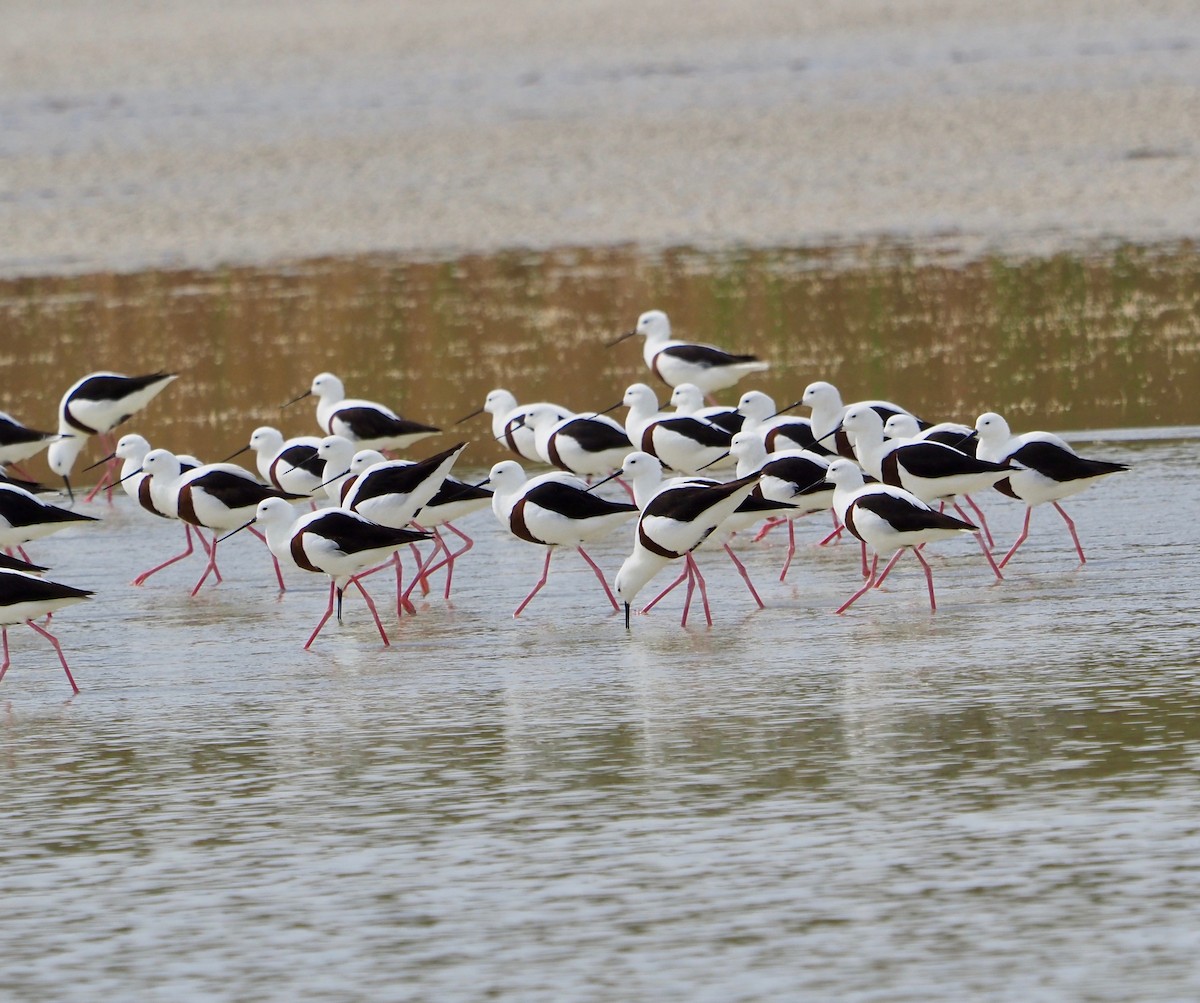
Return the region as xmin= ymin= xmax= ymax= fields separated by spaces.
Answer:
xmin=220 ymin=444 xmax=252 ymax=463
xmin=696 ymin=450 xmax=731 ymax=471
xmin=624 ymin=602 xmax=631 ymax=629
xmin=216 ymin=518 xmax=256 ymax=544
xmin=62 ymin=476 xmax=74 ymax=504
xmin=594 ymin=399 xmax=624 ymax=417
xmin=83 ymin=451 xmax=116 ymax=472
xmin=115 ymin=466 xmax=144 ymax=486
xmin=317 ymin=468 xmax=351 ymax=489
xmin=585 ymin=470 xmax=623 ymax=492
xmin=281 ymin=389 xmax=312 ymax=409
xmin=439 ymin=476 xmax=491 ymax=502
xmin=455 ymin=406 xmax=486 ymax=424
xmin=606 ymin=329 xmax=637 ymax=348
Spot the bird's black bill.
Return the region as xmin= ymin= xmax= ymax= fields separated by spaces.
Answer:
xmin=216 ymin=519 xmax=256 ymax=544
xmin=696 ymin=450 xmax=731 ymax=471
xmin=624 ymin=602 xmax=631 ymax=629
xmin=317 ymin=469 xmax=351 ymax=489
xmin=454 ymin=406 xmax=486 ymax=424
xmin=606 ymin=330 xmax=637 ymax=348
xmin=115 ymin=466 xmax=144 ymax=486
xmin=585 ymin=470 xmax=622 ymax=492
xmin=280 ymin=389 xmax=313 ymax=409
xmin=83 ymin=452 xmax=117 ymax=472
xmin=219 ymin=444 xmax=252 ymax=463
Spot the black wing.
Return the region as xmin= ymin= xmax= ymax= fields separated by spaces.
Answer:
xmin=554 ymin=418 xmax=631 ymax=452
xmin=334 ymin=406 xmax=440 ymax=439
xmin=852 ymin=491 xmax=975 ymax=533
xmin=525 ymin=481 xmax=637 ymax=519
xmin=1009 ymin=441 xmax=1128 ymax=482
xmin=660 ymin=344 xmax=762 ymax=367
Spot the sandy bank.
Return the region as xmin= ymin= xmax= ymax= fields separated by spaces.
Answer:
xmin=2 ymin=0 xmax=1198 ymax=275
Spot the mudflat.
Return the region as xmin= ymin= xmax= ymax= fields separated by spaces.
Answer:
xmin=3 ymin=0 xmax=1198 ymax=275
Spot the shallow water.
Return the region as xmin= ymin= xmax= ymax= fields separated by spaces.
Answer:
xmin=2 ymin=246 xmax=1199 ymax=1001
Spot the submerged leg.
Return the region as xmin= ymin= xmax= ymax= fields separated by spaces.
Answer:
xmin=26 ymin=619 xmax=80 ymax=694
xmin=1053 ymin=502 xmax=1087 ymax=564
xmin=351 ymin=575 xmax=390 ymax=646
xmin=576 ymin=547 xmax=620 ymax=610
xmin=836 ymin=552 xmax=880 ymax=614
xmin=872 ymin=548 xmax=906 ymax=589
xmin=249 ymin=527 xmax=283 ymax=591
xmin=723 ymin=544 xmax=764 ymax=608
xmin=190 ymin=536 xmax=221 ymax=595
xmin=304 ymin=582 xmax=337 ymax=649
xmin=514 ymin=549 xmax=554 ymax=617
xmin=962 ymin=493 xmax=995 ymax=548
xmin=132 ymin=523 xmax=197 ymax=586
xmin=0 ymin=628 xmax=9 ymax=683
xmin=641 ymin=566 xmax=688 ymax=614
xmin=779 ymin=519 xmax=797 ymax=581
xmin=953 ymin=501 xmax=1003 ymax=580
xmin=999 ymin=507 xmax=1034 ymax=568
xmin=686 ymin=553 xmax=713 ymax=627
xmin=912 ymin=546 xmax=938 ymax=612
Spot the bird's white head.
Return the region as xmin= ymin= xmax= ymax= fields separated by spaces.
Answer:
xmin=635 ymin=310 xmax=671 ymax=342
xmin=255 ymin=496 xmax=296 ymax=528
xmin=316 ymin=435 xmax=355 ymax=462
xmin=142 ymin=448 xmax=183 ymax=481
xmin=349 ymin=449 xmax=388 ymax=474
xmin=310 ymin=372 xmax=345 ymax=402
xmin=841 ymin=406 xmax=884 ymax=436
xmin=249 ymin=426 xmax=286 ymax=454
xmin=623 ymin=383 xmax=659 ymax=411
xmin=729 ymin=430 xmax=767 ymax=463
xmin=802 ymin=381 xmax=841 ymax=412
xmin=114 ymin=434 xmax=151 ymax=461
xmin=824 ymin=458 xmax=866 ymax=490
xmin=484 ymin=389 xmax=518 ymax=415
xmin=47 ymin=435 xmax=85 ymax=478
xmin=883 ymin=413 xmax=922 ymax=439
xmin=669 ymin=383 xmax=704 ymax=412
xmin=486 ymin=460 xmax=527 ymax=495
xmin=974 ymin=412 xmax=1011 ymax=443
xmin=736 ymin=390 xmax=776 ymax=420
xmin=523 ymin=405 xmax=565 ymax=430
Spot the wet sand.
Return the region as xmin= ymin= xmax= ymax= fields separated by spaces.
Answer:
xmin=3 ymin=0 xmax=1199 ymax=276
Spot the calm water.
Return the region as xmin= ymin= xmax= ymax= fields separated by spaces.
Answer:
xmin=1 ymin=245 xmax=1199 ymax=1001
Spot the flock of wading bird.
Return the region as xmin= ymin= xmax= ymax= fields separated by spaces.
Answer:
xmin=0 ymin=309 xmax=1128 ymax=692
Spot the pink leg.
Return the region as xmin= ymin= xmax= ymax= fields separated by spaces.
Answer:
xmin=190 ymin=536 xmax=222 ymax=595
xmin=641 ymin=566 xmax=688 ymax=613
xmin=576 ymin=547 xmax=620 ymax=610
xmin=514 ymin=549 xmax=554 ymax=617
xmin=953 ymin=502 xmax=1003 ymax=580
xmin=437 ymin=523 xmax=474 ymax=599
xmin=818 ymin=509 xmax=844 ymax=547
xmin=1054 ymin=502 xmax=1086 ymax=564
xmin=872 ymin=549 xmax=906 ymax=589
xmin=26 ymin=619 xmax=80 ymax=694
xmin=836 ymin=553 xmax=880 ymax=614
xmin=860 ymin=540 xmax=870 ymax=578
xmin=686 ymin=553 xmax=713 ymax=626
xmin=0 ymin=628 xmax=9 ymax=683
xmin=779 ymin=520 xmax=797 ymax=581
xmin=679 ymin=559 xmax=696 ymax=627
xmin=304 ymin=582 xmax=337 ymax=649
xmin=723 ymin=544 xmax=764 ymax=608
xmin=999 ymin=508 xmax=1034 ymax=568
xmin=616 ymin=477 xmax=637 ymax=503
xmin=351 ymin=576 xmax=390 ymax=646
xmin=410 ymin=542 xmax=430 ymax=595
xmin=962 ymin=493 xmax=995 ymax=548
xmin=392 ymin=552 xmax=417 ymax=617
xmin=912 ymin=546 xmax=938 ymax=612
xmin=247 ymin=527 xmax=283 ymax=591
xmin=753 ymin=516 xmax=787 ymax=542
xmin=132 ymin=523 xmax=197 ymax=586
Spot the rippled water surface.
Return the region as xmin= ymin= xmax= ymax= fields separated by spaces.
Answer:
xmin=2 ymin=245 xmax=1199 ymax=1001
